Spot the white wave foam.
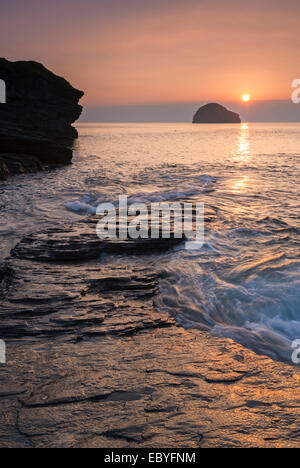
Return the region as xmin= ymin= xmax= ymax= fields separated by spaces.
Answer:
xmin=64 ymin=175 xmax=217 ymax=215
xmin=157 ymin=244 xmax=300 ymax=362
xmin=64 ymin=201 xmax=97 ymax=215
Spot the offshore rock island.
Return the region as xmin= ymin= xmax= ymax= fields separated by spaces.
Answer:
xmin=0 ymin=58 xmax=84 ymax=180
xmin=193 ymin=103 xmax=241 ymax=124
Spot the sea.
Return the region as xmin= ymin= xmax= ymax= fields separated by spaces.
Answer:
xmin=0 ymin=122 xmax=299 ymax=362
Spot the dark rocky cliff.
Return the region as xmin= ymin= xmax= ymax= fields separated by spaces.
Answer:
xmin=193 ymin=103 xmax=241 ymax=124
xmin=0 ymin=58 xmax=84 ymax=180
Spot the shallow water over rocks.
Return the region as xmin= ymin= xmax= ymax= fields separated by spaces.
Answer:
xmin=0 ymin=123 xmax=300 ymax=447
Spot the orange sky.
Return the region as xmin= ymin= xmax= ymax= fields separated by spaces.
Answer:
xmin=1 ymin=0 xmax=300 ymax=106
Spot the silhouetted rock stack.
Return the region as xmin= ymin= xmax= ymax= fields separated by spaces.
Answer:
xmin=193 ymin=103 xmax=241 ymax=124
xmin=0 ymin=58 xmax=84 ymax=180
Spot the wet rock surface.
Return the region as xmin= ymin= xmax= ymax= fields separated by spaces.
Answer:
xmin=11 ymin=218 xmax=186 ymax=262
xmin=0 ymin=58 xmax=84 ymax=180
xmin=0 ymin=218 xmax=299 ymax=448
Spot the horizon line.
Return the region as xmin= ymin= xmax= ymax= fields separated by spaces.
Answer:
xmin=83 ymin=98 xmax=295 ymax=108
xmin=76 ymin=121 xmax=300 ymax=124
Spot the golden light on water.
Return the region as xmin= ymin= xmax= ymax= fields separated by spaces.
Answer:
xmin=232 ymin=175 xmax=249 ymax=193
xmin=242 ymin=94 xmax=251 ymax=102
xmin=231 ymin=122 xmax=251 ymax=177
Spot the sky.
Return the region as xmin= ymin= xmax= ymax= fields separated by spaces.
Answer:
xmin=1 ymin=0 xmax=300 ymax=121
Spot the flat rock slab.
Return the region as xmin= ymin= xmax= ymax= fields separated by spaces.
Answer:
xmin=1 ymin=327 xmax=300 ymax=448
xmin=11 ymin=218 xmax=187 ymax=262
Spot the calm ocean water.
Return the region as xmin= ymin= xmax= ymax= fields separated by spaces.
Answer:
xmin=0 ymin=122 xmax=299 ymax=361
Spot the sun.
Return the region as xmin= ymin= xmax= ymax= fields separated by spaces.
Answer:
xmin=242 ymin=94 xmax=251 ymax=102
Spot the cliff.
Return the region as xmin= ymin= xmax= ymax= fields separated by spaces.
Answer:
xmin=193 ymin=103 xmax=241 ymax=124
xmin=0 ymin=58 xmax=84 ymax=180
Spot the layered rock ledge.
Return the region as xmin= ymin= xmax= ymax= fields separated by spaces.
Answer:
xmin=0 ymin=216 xmax=299 ymax=448
xmin=0 ymin=58 xmax=84 ymax=180
xmin=193 ymin=103 xmax=241 ymax=124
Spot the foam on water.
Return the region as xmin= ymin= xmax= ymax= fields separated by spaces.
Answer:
xmin=65 ymin=175 xmax=217 ymax=215
xmin=157 ymin=225 xmax=300 ymax=362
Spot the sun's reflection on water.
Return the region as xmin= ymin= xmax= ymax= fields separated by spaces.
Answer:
xmin=231 ymin=123 xmax=251 ymax=193
xmin=231 ymin=175 xmax=249 ymax=193
xmin=236 ymin=123 xmax=250 ymax=161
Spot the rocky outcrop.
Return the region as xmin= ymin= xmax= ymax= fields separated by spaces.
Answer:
xmin=193 ymin=103 xmax=241 ymax=124
xmin=0 ymin=58 xmax=84 ymax=180
xmin=10 ymin=214 xmax=188 ymax=262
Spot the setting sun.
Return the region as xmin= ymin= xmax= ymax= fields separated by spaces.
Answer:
xmin=242 ymin=94 xmax=251 ymax=102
